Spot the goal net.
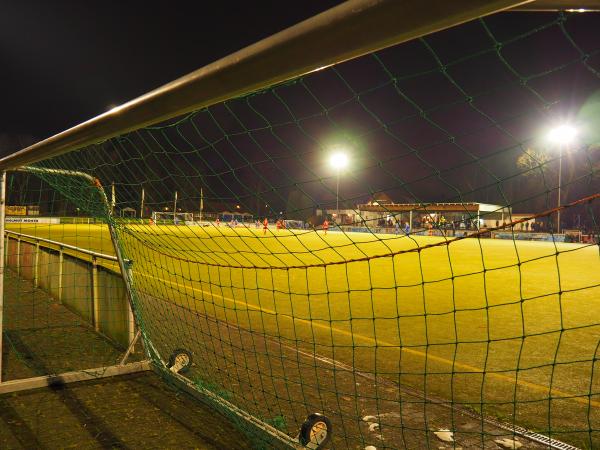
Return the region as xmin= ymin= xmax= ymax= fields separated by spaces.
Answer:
xmin=3 ymin=4 xmax=600 ymax=449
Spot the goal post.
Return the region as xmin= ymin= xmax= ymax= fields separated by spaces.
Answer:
xmin=2 ymin=1 xmax=600 ymax=449
xmin=151 ymin=211 xmax=194 ymax=225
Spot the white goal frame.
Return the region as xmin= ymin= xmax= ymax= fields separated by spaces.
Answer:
xmin=151 ymin=211 xmax=194 ymax=224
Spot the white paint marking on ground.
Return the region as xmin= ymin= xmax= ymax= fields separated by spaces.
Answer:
xmin=495 ymin=438 xmax=523 ymax=449
xmin=434 ymin=429 xmax=454 ymax=443
xmin=136 ymin=271 xmax=600 ymax=408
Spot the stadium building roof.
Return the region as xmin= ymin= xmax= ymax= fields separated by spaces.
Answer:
xmin=366 ymin=192 xmax=393 ymax=206
xmin=356 ymin=202 xmax=510 ymax=213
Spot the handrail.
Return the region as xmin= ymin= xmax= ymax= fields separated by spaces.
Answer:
xmin=6 ymin=230 xmax=119 ymax=262
xmin=0 ymin=0 xmax=530 ymax=170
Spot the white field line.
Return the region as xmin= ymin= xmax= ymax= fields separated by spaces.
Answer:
xmin=137 ymin=272 xmax=599 ymax=408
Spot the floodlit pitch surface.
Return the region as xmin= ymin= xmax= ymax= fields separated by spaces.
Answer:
xmin=9 ymin=223 xmax=600 ymax=444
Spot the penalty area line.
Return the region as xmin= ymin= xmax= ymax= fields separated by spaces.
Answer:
xmin=136 ymin=272 xmax=599 ymax=408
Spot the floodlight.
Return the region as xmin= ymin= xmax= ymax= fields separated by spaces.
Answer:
xmin=547 ymin=124 xmax=577 ymax=146
xmin=329 ymin=151 xmax=349 ymax=170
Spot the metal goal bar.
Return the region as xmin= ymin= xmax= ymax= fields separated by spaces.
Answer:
xmin=0 ymin=0 xmax=558 ymax=171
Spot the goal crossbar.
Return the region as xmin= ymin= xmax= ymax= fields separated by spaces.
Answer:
xmin=0 ymin=0 xmax=534 ymax=171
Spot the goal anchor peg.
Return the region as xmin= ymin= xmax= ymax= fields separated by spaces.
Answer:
xmin=299 ymin=413 xmax=332 ymax=449
xmin=167 ymin=348 xmax=193 ymax=374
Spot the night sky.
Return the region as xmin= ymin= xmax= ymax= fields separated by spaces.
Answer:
xmin=3 ymin=3 xmax=600 ymax=227
xmin=0 ymin=0 xmax=342 ymax=149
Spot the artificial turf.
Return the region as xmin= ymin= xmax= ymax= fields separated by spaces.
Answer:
xmin=8 ymin=222 xmax=600 ymax=444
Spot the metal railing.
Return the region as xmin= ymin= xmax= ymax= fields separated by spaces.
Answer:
xmin=7 ymin=230 xmax=118 ymax=262
xmin=5 ymin=230 xmax=133 ymax=344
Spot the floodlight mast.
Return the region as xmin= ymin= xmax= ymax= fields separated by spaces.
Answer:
xmin=547 ymin=124 xmax=577 ymax=234
xmin=330 ymin=151 xmax=349 ymax=221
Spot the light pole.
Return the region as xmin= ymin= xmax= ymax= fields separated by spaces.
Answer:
xmin=329 ymin=151 xmax=349 ymax=222
xmin=173 ymin=190 xmax=178 ymax=222
xmin=547 ymin=124 xmax=577 ymax=234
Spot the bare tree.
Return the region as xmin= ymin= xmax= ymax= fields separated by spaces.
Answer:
xmin=516 ymin=147 xmax=551 ymax=176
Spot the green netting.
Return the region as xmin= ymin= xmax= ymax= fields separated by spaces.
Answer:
xmin=5 ymin=10 xmax=600 ymax=449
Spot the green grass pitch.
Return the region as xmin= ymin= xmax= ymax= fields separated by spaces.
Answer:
xmin=8 ymin=222 xmax=600 ymax=438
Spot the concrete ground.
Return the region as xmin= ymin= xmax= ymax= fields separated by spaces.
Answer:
xmin=0 ymin=371 xmax=252 ymax=449
xmin=1 ymin=269 xmax=252 ymax=449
